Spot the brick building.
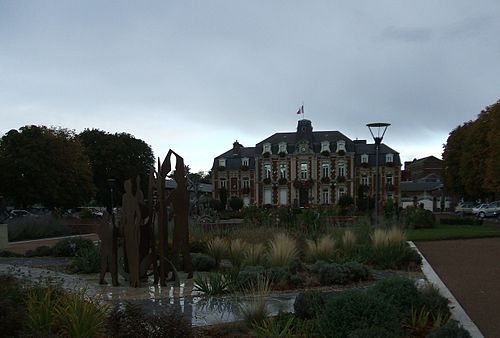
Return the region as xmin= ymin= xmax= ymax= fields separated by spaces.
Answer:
xmin=212 ymin=119 xmax=401 ymax=208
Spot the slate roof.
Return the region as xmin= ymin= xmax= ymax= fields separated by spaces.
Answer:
xmin=354 ymin=140 xmax=402 ymax=166
xmin=254 ymin=130 xmax=356 ymax=154
xmin=400 ymin=181 xmax=442 ymax=192
xmin=211 ymin=147 xmax=256 ymax=170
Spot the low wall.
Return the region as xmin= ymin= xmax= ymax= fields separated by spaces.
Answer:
xmin=0 ymin=224 xmax=7 ymax=249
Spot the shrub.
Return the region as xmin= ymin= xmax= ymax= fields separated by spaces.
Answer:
xmin=439 ymin=218 xmax=482 ymax=226
xmin=7 ymin=215 xmax=71 ymax=241
xmin=0 ymin=250 xmax=23 ymax=257
xmin=419 ymin=284 xmax=450 ymax=317
xmin=368 ymin=276 xmax=421 ymax=315
xmin=54 ymin=289 xmax=109 ymax=338
xmin=229 ymin=239 xmax=249 ymax=268
xmin=294 ymin=290 xmax=325 ymax=319
xmin=53 ymin=237 xmax=95 ymax=257
xmin=267 ymin=233 xmax=298 ymax=267
xmin=306 ymin=235 xmax=336 ymax=262
xmin=266 ymin=266 xmax=290 ymax=287
xmin=404 ymin=207 xmax=436 ymax=229
xmin=147 ymin=309 xmax=193 ymax=338
xmin=0 ymin=297 xmax=26 ymax=337
xmin=206 ymin=237 xmax=227 ymax=267
xmin=189 ymin=240 xmax=207 ymax=253
xmin=193 ymin=272 xmax=231 ymax=296
xmin=318 ymin=289 xmax=403 ymax=337
xmin=25 ymin=286 xmax=61 ymax=336
xmin=340 ymin=229 xmax=357 ymax=252
xmin=244 ymin=243 xmax=267 ymax=266
xmin=238 ymin=276 xmax=271 ymax=328
xmin=0 ymin=276 xmax=27 ymax=337
xmin=106 ymin=301 xmax=149 ymax=338
xmin=253 ymin=315 xmax=294 ymax=338
xmin=25 ymin=245 xmax=53 ymax=257
xmin=237 ymin=266 xmax=266 ymax=289
xmin=72 ymin=246 xmax=101 ymax=273
xmin=229 ymin=197 xmax=244 ymax=211
xmin=427 ymin=321 xmax=471 ymax=338
xmin=191 ymin=253 xmax=217 ymax=271
xmin=318 ymin=262 xmax=371 ymax=285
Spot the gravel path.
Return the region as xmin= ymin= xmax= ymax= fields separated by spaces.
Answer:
xmin=416 ymin=238 xmax=500 ymax=337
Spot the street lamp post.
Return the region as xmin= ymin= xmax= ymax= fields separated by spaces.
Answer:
xmin=366 ymin=122 xmax=390 ymax=227
xmin=106 ymin=178 xmax=116 ymax=215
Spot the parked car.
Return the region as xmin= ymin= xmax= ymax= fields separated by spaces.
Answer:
xmin=477 ymin=201 xmax=500 ymax=219
xmin=9 ymin=209 xmax=36 ymax=218
xmin=454 ymin=202 xmax=477 ymax=216
xmin=472 ymin=203 xmax=488 ymax=216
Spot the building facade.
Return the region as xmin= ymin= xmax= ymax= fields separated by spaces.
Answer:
xmin=212 ymin=120 xmax=401 ymax=208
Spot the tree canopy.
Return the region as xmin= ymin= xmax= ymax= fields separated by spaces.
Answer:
xmin=443 ymin=100 xmax=500 ymax=200
xmin=79 ymin=129 xmax=155 ymax=207
xmin=0 ymin=125 xmax=94 ymax=208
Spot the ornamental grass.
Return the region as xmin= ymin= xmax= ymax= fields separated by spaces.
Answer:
xmin=267 ymin=233 xmax=298 ymax=267
xmin=306 ymin=235 xmax=336 ymax=262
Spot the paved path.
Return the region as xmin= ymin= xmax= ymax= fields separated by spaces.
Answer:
xmin=416 ymin=238 xmax=500 ymax=338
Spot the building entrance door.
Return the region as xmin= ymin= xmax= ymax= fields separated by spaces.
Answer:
xmin=299 ymin=188 xmax=309 ymax=207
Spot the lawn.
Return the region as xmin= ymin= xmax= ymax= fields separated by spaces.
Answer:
xmin=407 ymin=224 xmax=500 ymax=242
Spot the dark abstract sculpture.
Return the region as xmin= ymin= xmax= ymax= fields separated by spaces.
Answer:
xmin=100 ymin=149 xmax=192 ymax=288
xmin=97 ymin=211 xmax=119 ymax=286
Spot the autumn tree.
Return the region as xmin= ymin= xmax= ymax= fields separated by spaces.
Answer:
xmin=79 ymin=129 xmax=155 ymax=207
xmin=0 ymin=125 xmax=94 ymax=208
xmin=443 ymin=100 xmax=500 ymax=200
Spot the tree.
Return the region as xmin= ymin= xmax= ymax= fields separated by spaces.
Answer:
xmin=0 ymin=125 xmax=94 ymax=208
xmin=443 ymin=100 xmax=500 ymax=200
xmin=79 ymin=129 xmax=155 ymax=207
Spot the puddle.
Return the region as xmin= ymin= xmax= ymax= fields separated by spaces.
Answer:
xmin=0 ymin=261 xmax=411 ymax=327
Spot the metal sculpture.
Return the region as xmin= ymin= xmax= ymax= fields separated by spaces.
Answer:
xmin=100 ymin=149 xmax=192 ymax=288
xmin=97 ymin=211 xmax=119 ymax=286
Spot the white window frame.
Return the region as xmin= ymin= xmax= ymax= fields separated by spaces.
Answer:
xmin=321 ymin=141 xmax=330 ymax=153
xmin=279 ymin=188 xmax=288 ymax=205
xmin=361 ymin=154 xmax=369 ymax=164
xmin=279 ymin=163 xmax=287 ymax=179
xmin=321 ymin=162 xmax=330 ymax=178
xmin=263 ymin=142 xmax=272 ymax=154
xmin=361 ymin=174 xmax=369 ymax=186
xmin=264 ymin=188 xmax=272 ymax=205
xmin=220 ymin=178 xmax=227 ymax=189
xmin=386 ymin=153 xmax=394 ymax=163
xmin=300 ymin=162 xmax=308 ymax=179
xmin=242 ymin=177 xmax=250 ymax=188
xmin=336 ymin=140 xmax=346 ymax=152
xmin=337 ymin=186 xmax=346 ymax=198
xmin=278 ymin=142 xmax=287 ymax=154
xmin=322 ymin=188 xmax=330 ymax=204
xmin=386 ymin=174 xmax=393 ymax=186
xmin=241 ymin=157 xmax=249 ymax=166
xmin=219 ymin=158 xmax=226 ymax=167
xmin=264 ymin=163 xmax=272 ymax=179
xmin=337 ymin=164 xmax=345 ymax=177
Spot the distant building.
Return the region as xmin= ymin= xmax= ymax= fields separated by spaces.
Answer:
xmin=212 ymin=119 xmax=401 ymax=208
xmin=400 ymin=156 xmax=450 ymax=211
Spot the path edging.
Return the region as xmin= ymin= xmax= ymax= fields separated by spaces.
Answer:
xmin=408 ymin=241 xmax=484 ymax=338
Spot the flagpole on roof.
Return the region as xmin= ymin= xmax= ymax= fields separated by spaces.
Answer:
xmin=302 ymin=102 xmax=304 ymax=120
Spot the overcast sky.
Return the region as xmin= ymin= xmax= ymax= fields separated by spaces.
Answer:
xmin=1 ymin=1 xmax=499 ymax=172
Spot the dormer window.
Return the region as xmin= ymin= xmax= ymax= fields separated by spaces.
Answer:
xmin=219 ymin=158 xmax=226 ymax=167
xmin=262 ymin=143 xmax=272 ymax=155
xmin=278 ymin=142 xmax=287 ymax=155
xmin=361 ymin=154 xmax=369 ymax=164
xmin=321 ymin=141 xmax=330 ymax=153
xmin=241 ymin=157 xmax=249 ymax=167
xmin=386 ymin=153 xmax=394 ymax=163
xmin=336 ymin=140 xmax=346 ymax=154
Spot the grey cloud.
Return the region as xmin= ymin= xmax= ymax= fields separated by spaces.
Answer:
xmin=381 ymin=26 xmax=434 ymax=43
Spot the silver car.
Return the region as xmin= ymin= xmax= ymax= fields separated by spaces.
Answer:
xmin=477 ymin=201 xmax=500 ymax=219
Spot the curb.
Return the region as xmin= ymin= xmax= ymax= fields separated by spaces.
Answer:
xmin=409 ymin=241 xmax=484 ymax=338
